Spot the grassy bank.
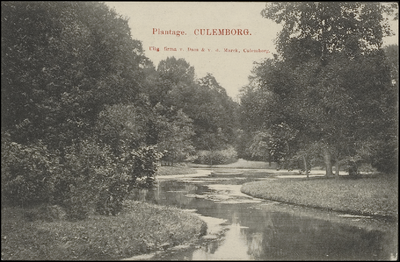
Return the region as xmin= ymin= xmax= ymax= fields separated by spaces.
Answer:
xmin=241 ymin=175 xmax=398 ymax=219
xmin=1 ymin=200 xmax=206 ymax=260
xmin=156 ymin=164 xmax=197 ymax=176
xmin=189 ymin=158 xmax=274 ymax=169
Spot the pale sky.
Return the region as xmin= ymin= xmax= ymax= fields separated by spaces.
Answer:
xmin=105 ymin=2 xmax=398 ymax=100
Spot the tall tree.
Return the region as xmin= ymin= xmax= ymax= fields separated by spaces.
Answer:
xmin=262 ymin=2 xmax=394 ymax=63
xmin=240 ymin=2 xmax=396 ymax=176
xmin=1 ymin=2 xmax=161 ymax=217
xmin=1 ymin=2 xmax=148 ymax=149
xmin=384 ymin=44 xmax=399 ymax=89
xmin=155 ymin=57 xmax=238 ymax=151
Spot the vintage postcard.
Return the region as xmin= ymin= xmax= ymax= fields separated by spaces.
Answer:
xmin=1 ymin=2 xmax=398 ymax=260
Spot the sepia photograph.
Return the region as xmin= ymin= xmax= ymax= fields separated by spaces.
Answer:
xmin=1 ymin=1 xmax=398 ymax=260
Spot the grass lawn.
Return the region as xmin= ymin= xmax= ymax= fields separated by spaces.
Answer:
xmin=188 ymin=158 xmax=275 ymax=169
xmin=241 ymin=175 xmax=398 ymax=219
xmin=1 ymin=200 xmax=206 ymax=260
xmin=156 ymin=164 xmax=197 ymax=176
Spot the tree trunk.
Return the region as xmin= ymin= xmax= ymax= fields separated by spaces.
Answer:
xmin=335 ymin=156 xmax=340 ymax=178
xmin=303 ymin=155 xmax=309 ymax=179
xmin=323 ymin=147 xmax=333 ymax=177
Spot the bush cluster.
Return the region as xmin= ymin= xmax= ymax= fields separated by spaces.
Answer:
xmin=194 ymin=146 xmax=238 ymax=165
xmin=2 ymin=140 xmax=60 ymax=206
xmin=1 ymin=135 xmax=162 ymax=220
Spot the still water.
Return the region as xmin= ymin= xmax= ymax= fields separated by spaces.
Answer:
xmin=129 ymin=170 xmax=397 ymax=260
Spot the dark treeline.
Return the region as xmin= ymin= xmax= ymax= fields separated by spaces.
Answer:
xmin=1 ymin=2 xmax=238 ymax=219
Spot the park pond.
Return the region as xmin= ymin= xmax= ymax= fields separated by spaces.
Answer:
xmin=125 ymin=169 xmax=397 ymax=260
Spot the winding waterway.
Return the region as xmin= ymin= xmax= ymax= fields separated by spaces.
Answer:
xmin=127 ymin=169 xmax=397 ymax=260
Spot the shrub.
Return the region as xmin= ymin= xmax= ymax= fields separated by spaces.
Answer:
xmin=24 ymin=204 xmax=67 ymax=222
xmin=56 ymin=139 xmax=117 ymax=220
xmin=1 ymin=140 xmax=60 ymax=206
xmin=2 ymin=136 xmax=163 ymax=220
xmin=130 ymin=146 xmax=164 ymax=188
xmin=58 ymin=141 xmax=164 ymax=219
xmin=94 ymin=145 xmax=163 ymax=216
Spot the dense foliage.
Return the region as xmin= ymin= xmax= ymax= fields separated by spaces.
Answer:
xmin=238 ymin=2 xmax=398 ymax=176
xmin=151 ymin=59 xmax=239 ymax=151
xmin=1 ymin=1 xmax=396 ymax=221
xmin=1 ymin=2 xmax=157 ymax=218
xmin=1 ymin=1 xmax=238 ymax=219
xmin=2 ymin=2 xmax=147 ymax=147
xmin=141 ymin=57 xmax=240 ymax=163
